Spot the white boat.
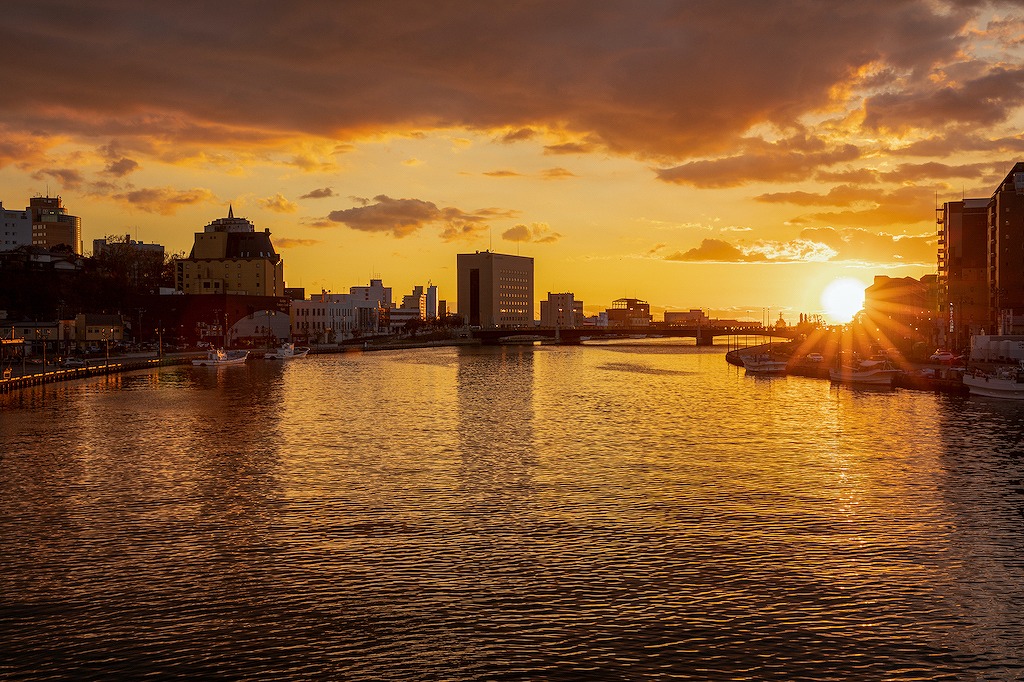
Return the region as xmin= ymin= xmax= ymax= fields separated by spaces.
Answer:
xmin=829 ymin=359 xmax=899 ymax=387
xmin=742 ymin=354 xmax=788 ymax=375
xmin=192 ymin=349 xmax=249 ymax=366
xmin=263 ymin=342 xmax=310 ymax=360
xmin=963 ymin=365 xmax=1024 ymax=399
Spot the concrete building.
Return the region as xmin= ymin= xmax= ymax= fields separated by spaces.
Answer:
xmin=291 ymin=280 xmax=392 ymax=342
xmin=664 ymin=309 xmax=710 ymax=326
xmin=540 ymin=292 xmax=583 ymax=328
xmin=0 ymin=200 xmax=31 ymax=251
xmin=457 ymin=251 xmax=534 ymax=328
xmin=175 ymin=206 xmax=285 ymax=297
xmin=987 ymin=162 xmax=1024 ymax=334
xmin=30 ymin=195 xmax=82 ymax=254
xmin=93 ymin=235 xmax=165 ymax=259
xmin=862 ymin=275 xmax=938 ymax=349
xmin=936 ymin=198 xmax=989 ymax=349
xmin=606 ymin=298 xmax=651 ymax=327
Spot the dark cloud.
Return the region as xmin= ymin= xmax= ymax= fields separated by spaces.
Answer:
xmin=0 ymin=1 xmax=1009 ymax=187
xmin=326 ymin=194 xmax=509 ymax=241
xmin=103 ymin=157 xmax=139 ymax=177
xmin=657 ymin=139 xmax=860 ymax=188
xmin=864 ymin=67 xmax=1024 ymax=132
xmin=300 ymin=187 xmax=335 ymax=199
xmin=31 ymin=168 xmax=85 ymax=190
xmin=756 ymin=185 xmax=879 ymax=207
xmin=111 ymin=186 xmax=216 ymax=214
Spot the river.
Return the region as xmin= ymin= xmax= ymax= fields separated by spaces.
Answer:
xmin=2 ymin=340 xmax=1023 ymax=680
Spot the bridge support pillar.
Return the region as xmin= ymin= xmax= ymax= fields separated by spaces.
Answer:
xmin=696 ymin=330 xmax=715 ymax=346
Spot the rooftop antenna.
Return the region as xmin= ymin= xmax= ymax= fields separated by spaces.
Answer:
xmin=489 ymin=227 xmax=493 ymax=252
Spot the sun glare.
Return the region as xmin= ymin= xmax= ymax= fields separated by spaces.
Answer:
xmin=821 ymin=278 xmax=866 ymax=323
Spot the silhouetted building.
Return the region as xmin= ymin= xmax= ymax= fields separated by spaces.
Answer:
xmin=175 ymin=206 xmax=285 ymax=296
xmin=30 ymin=195 xmax=82 ymax=254
xmin=457 ymin=251 xmax=534 ymax=328
xmin=92 ymin=235 xmax=164 ymax=258
xmin=664 ymin=309 xmax=710 ymax=326
xmin=988 ymin=162 xmax=1024 ymax=334
xmin=862 ymin=275 xmax=937 ymax=348
xmin=606 ymin=298 xmax=651 ymax=327
xmin=540 ymin=292 xmax=583 ymax=328
xmin=937 ymin=198 xmax=989 ymax=348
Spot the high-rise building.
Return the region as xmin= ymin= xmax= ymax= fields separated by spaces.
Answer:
xmin=0 ymin=200 xmax=31 ymax=251
xmin=30 ymin=195 xmax=82 ymax=254
xmin=540 ymin=292 xmax=583 ymax=328
xmin=175 ymin=206 xmax=285 ymax=296
xmin=936 ymin=198 xmax=989 ymax=348
xmin=987 ymin=162 xmax=1024 ymax=334
xmin=457 ymin=251 xmax=534 ymax=328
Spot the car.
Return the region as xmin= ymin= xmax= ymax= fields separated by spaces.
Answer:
xmin=929 ymin=350 xmax=957 ymax=363
xmin=805 ymin=353 xmax=824 ymax=363
xmin=61 ymin=357 xmax=86 ymax=367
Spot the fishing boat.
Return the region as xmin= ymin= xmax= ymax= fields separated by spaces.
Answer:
xmin=742 ymin=353 xmax=788 ymax=375
xmin=192 ymin=349 xmax=249 ymax=366
xmin=263 ymin=342 xmax=310 ymax=360
xmin=829 ymin=358 xmax=899 ymax=387
xmin=962 ymin=364 xmax=1024 ymax=399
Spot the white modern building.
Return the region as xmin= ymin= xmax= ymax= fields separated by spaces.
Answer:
xmin=0 ymin=200 xmax=31 ymax=251
xmin=291 ymin=279 xmax=393 ymax=342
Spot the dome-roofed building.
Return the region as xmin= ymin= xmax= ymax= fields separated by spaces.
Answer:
xmin=175 ymin=205 xmax=285 ymax=297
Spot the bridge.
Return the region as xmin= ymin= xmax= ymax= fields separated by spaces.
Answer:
xmin=471 ymin=324 xmax=799 ymax=346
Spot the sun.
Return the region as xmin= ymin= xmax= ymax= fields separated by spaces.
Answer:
xmin=821 ymin=278 xmax=866 ymax=323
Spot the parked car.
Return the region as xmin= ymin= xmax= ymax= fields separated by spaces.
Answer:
xmin=61 ymin=357 xmax=86 ymax=367
xmin=805 ymin=353 xmax=824 ymax=363
xmin=929 ymin=349 xmax=958 ymax=363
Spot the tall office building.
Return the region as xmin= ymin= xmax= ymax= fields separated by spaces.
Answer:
xmin=987 ymin=162 xmax=1024 ymax=333
xmin=30 ymin=195 xmax=82 ymax=254
xmin=457 ymin=251 xmax=534 ymax=328
xmin=936 ymin=198 xmax=989 ymax=347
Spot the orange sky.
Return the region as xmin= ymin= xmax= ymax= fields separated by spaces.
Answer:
xmin=3 ymin=1 xmax=1024 ymax=323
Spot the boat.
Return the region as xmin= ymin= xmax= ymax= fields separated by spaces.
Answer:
xmin=263 ymin=342 xmax=310 ymax=360
xmin=963 ymin=364 xmax=1024 ymax=399
xmin=742 ymin=353 xmax=788 ymax=375
xmin=829 ymin=358 xmax=900 ymax=387
xmin=192 ymin=349 xmax=249 ymax=366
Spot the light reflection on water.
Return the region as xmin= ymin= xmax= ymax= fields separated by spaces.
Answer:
xmin=2 ymin=341 xmax=1023 ymax=680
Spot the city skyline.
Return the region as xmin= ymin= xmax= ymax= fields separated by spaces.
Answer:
xmin=4 ymin=2 xmax=1024 ymax=321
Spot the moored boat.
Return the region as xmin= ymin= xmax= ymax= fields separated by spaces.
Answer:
xmin=829 ymin=359 xmax=900 ymax=387
xmin=263 ymin=342 xmax=310 ymax=360
xmin=963 ymin=365 xmax=1024 ymax=399
xmin=192 ymin=349 xmax=249 ymax=366
xmin=742 ymin=354 xmax=788 ymax=375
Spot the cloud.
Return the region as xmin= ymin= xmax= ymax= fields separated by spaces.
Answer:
xmin=799 ymin=226 xmax=936 ymax=265
xmin=111 ymin=186 xmax=216 ymax=215
xmin=864 ymin=67 xmax=1024 ymax=132
xmin=542 ymin=167 xmax=576 ymax=179
xmin=325 ymin=194 xmax=506 ymax=240
xmin=666 ymin=238 xmax=838 ymax=263
xmin=103 ymin=157 xmax=139 ymax=177
xmin=300 ymin=187 xmax=334 ymax=199
xmin=274 ymin=238 xmax=322 ymax=248
xmin=498 ymin=128 xmax=537 ymax=143
xmin=483 ymin=170 xmax=522 ymax=178
xmin=501 ymin=222 xmax=562 ymax=244
xmin=258 ymin=193 xmax=298 ymax=213
xmin=31 ymin=168 xmax=85 ymax=190
xmin=756 ymin=185 xmax=879 ymax=207
xmin=656 ymin=135 xmax=861 ymax=188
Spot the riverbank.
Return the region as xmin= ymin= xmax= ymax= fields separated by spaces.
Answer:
xmin=727 ymin=342 xmax=969 ymax=394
